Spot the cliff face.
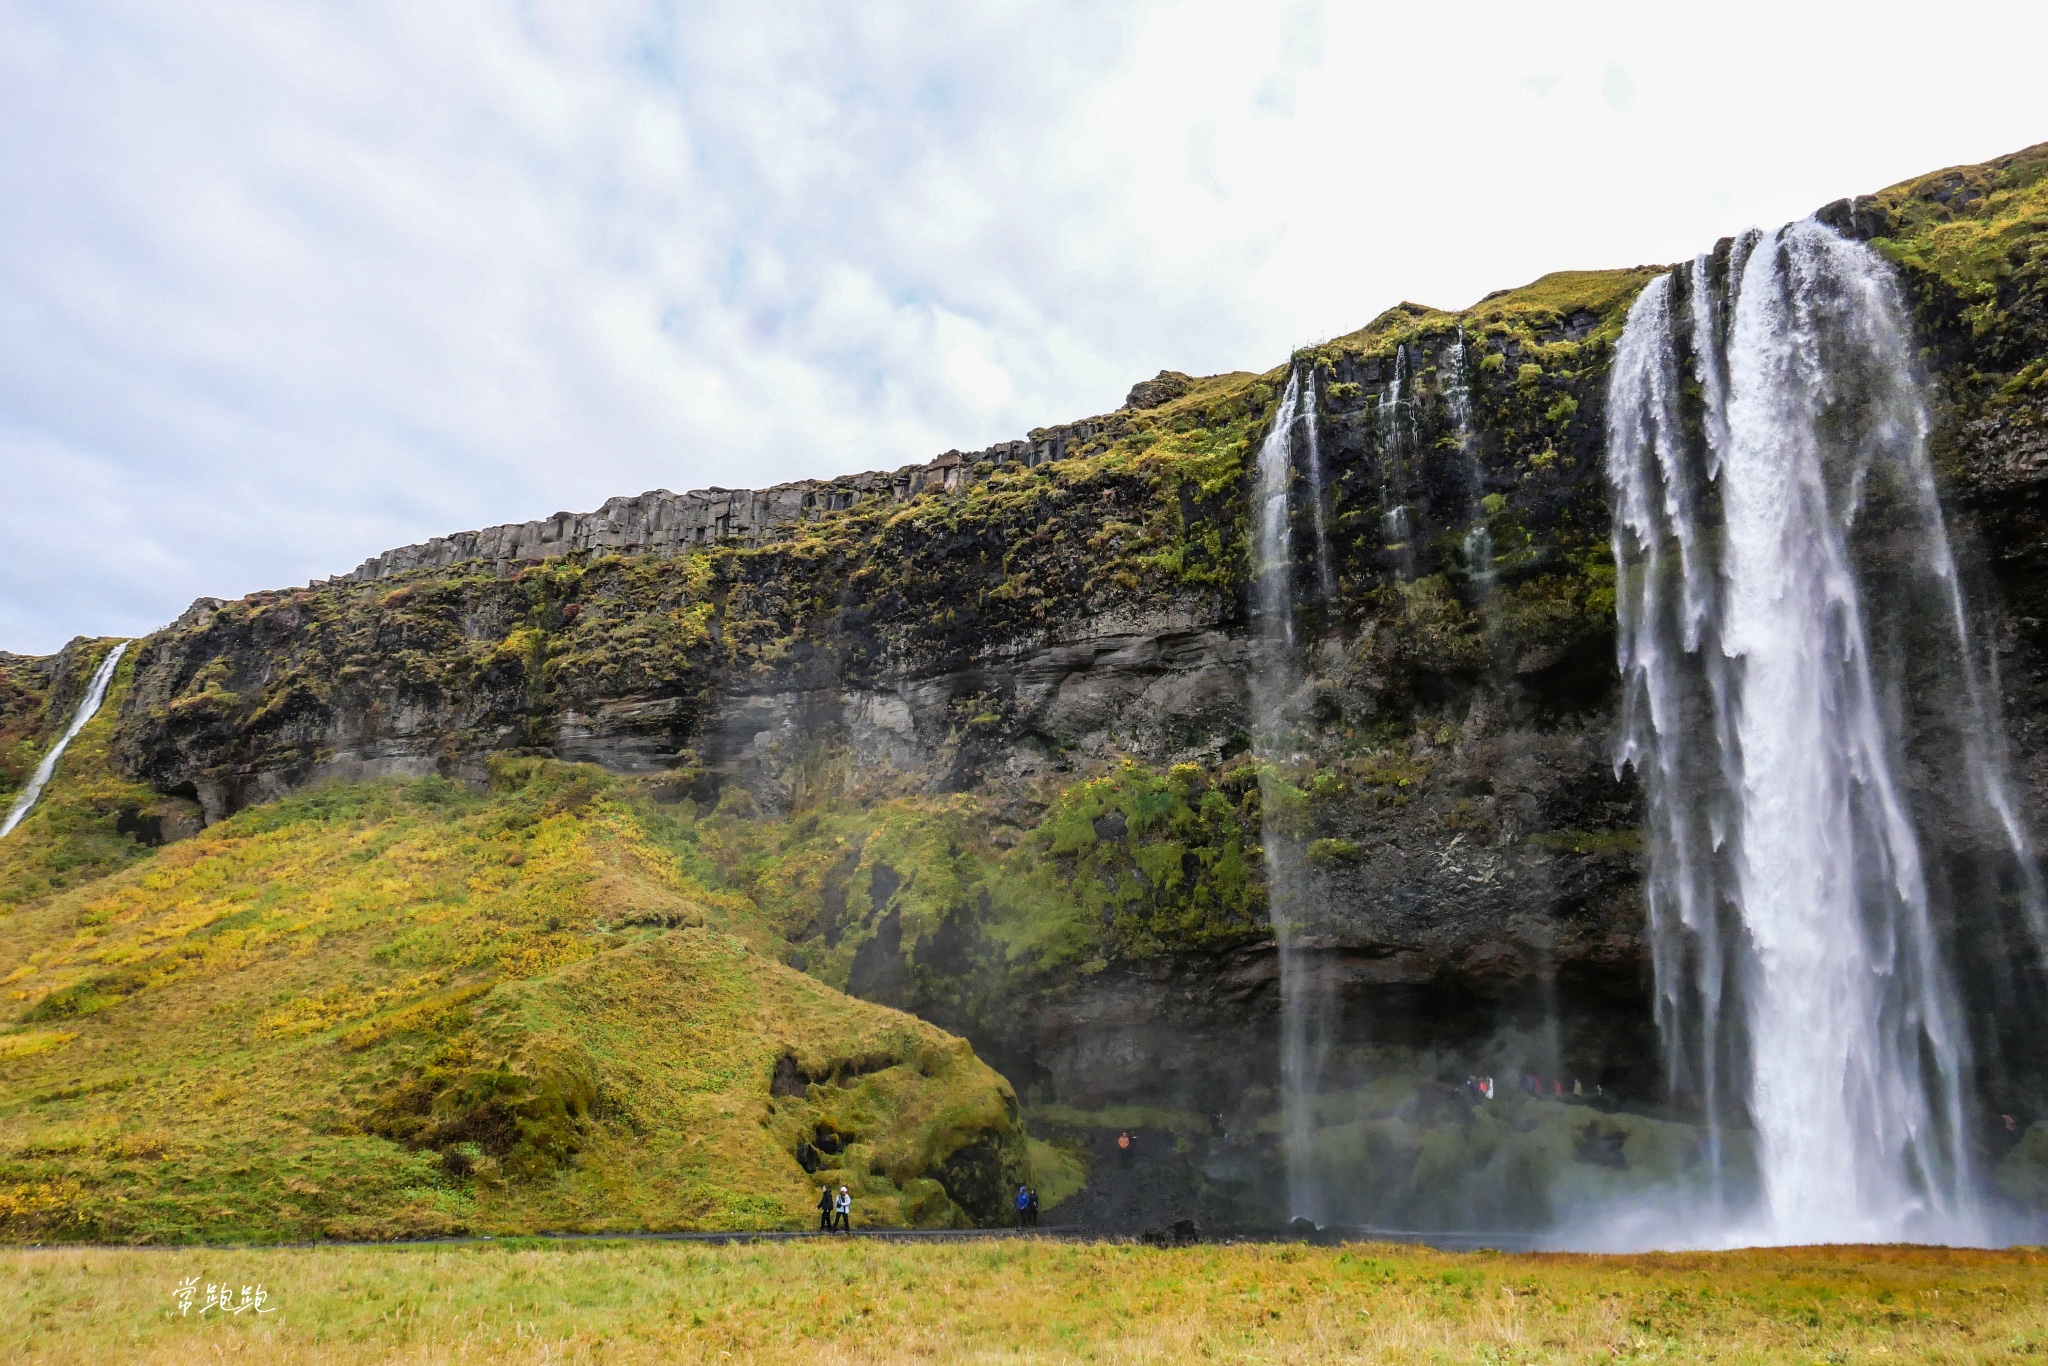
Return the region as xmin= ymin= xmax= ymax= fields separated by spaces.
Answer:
xmin=0 ymin=651 xmax=61 ymax=799
xmin=20 ymin=143 xmax=2048 ymax=1228
xmin=321 ymin=409 xmax=1138 ymax=585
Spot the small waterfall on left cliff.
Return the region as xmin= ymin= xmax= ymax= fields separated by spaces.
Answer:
xmin=1 ymin=642 xmax=128 ymax=839
xmin=1250 ymin=366 xmax=1334 ymax=1224
xmin=1607 ymin=220 xmax=2043 ymax=1244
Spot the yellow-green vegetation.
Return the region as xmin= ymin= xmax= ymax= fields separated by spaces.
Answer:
xmin=702 ymin=759 xmax=1264 ymax=996
xmin=1025 ymin=1135 xmax=1087 ymax=1209
xmin=5 ymin=1240 xmax=2047 ymax=1363
xmin=0 ymin=762 xmax=1026 ymax=1243
xmin=1865 ymin=142 xmax=2048 ymax=345
xmin=1320 ymin=268 xmax=1665 ymax=363
xmin=1857 ymin=142 xmax=2048 ymax=495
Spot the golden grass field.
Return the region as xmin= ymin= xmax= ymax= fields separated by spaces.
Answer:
xmin=2 ymin=1238 xmax=2044 ymax=1364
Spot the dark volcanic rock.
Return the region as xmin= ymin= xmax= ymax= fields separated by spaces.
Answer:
xmin=1125 ymin=370 xmax=1194 ymax=410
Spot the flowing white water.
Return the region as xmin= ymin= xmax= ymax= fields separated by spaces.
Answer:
xmin=1441 ymin=328 xmax=1474 ymax=454
xmin=1378 ymin=343 xmax=1409 ymax=465
xmin=1462 ymin=525 xmax=1496 ymax=587
xmin=1253 ymin=371 xmax=1305 ymax=660
xmin=1441 ymin=329 xmax=1495 ymax=587
xmin=1607 ymin=220 xmax=2036 ymax=1244
xmin=1297 ymin=370 xmax=1337 ymax=605
xmin=1 ymin=642 xmax=129 ymax=839
xmin=1250 ymin=367 xmax=1331 ymax=1224
xmin=1373 ymin=345 xmax=1421 ymax=583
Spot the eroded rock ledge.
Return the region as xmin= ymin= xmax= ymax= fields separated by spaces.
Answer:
xmin=322 ymin=413 xmax=1128 ymax=585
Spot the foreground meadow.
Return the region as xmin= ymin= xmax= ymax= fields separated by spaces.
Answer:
xmin=3 ymin=1238 xmax=2044 ymax=1363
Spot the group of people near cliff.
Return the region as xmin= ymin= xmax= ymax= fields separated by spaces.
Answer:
xmin=1465 ymin=1075 xmax=1600 ymax=1101
xmin=814 ymin=1182 xmax=1042 ymax=1231
xmin=816 ymin=1184 xmax=852 ymax=1232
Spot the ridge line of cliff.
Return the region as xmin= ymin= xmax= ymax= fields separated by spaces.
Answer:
xmin=320 ymin=380 xmax=1204 ymax=586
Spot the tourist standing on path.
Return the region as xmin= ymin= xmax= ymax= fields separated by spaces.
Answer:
xmin=1117 ymin=1131 xmax=1133 ymax=1166
xmin=1016 ymin=1185 xmax=1030 ymax=1227
xmin=817 ymin=1184 xmax=835 ymax=1232
xmin=1026 ymin=1187 xmax=1040 ymax=1227
xmin=834 ymin=1185 xmax=851 ymax=1232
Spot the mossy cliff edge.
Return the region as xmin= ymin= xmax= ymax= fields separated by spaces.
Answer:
xmin=8 ymin=143 xmax=2048 ymax=1235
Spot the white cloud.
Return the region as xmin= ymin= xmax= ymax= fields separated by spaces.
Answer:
xmin=1603 ymin=62 xmax=1636 ymax=110
xmin=3 ymin=0 xmax=2046 ymax=652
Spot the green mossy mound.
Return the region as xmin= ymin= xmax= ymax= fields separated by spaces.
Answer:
xmin=0 ymin=763 xmax=1025 ymax=1243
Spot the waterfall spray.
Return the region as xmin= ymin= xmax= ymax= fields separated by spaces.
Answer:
xmin=1606 ymin=220 xmax=2038 ymax=1244
xmin=1 ymin=642 xmax=129 ymax=839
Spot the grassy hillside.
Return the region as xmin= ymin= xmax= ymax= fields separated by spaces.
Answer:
xmin=0 ymin=756 xmax=1029 ymax=1243
xmin=6 ymin=1240 xmax=2046 ymax=1363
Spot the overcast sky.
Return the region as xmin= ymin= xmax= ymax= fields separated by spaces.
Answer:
xmin=3 ymin=1 xmax=2045 ymax=654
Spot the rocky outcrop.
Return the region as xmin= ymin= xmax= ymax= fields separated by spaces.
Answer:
xmin=1124 ymin=370 xmax=1194 ymax=409
xmin=323 ymin=415 xmax=1131 ymax=585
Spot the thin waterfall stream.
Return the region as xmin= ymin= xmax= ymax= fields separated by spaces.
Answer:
xmin=1379 ymin=344 xmax=1417 ymax=583
xmin=1 ymin=642 xmax=129 ymax=839
xmin=1606 ymin=219 xmax=2041 ymax=1243
xmin=1441 ymin=330 xmax=1496 ymax=587
xmin=1250 ymin=365 xmax=1337 ymax=1225
xmin=1299 ymin=373 xmax=1336 ymax=606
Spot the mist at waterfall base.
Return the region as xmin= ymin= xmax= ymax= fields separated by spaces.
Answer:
xmin=1245 ymin=222 xmax=2048 ymax=1251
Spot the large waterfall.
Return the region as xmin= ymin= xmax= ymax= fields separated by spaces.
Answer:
xmin=1606 ymin=220 xmax=2039 ymax=1244
xmin=1 ymin=642 xmax=129 ymax=839
xmin=1250 ymin=366 xmax=1336 ymax=1224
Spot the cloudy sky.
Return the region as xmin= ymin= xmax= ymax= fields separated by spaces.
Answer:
xmin=3 ymin=1 xmax=2045 ymax=653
